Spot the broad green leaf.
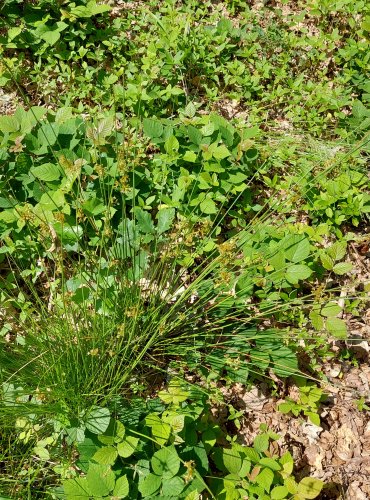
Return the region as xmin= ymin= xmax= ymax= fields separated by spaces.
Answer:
xmin=151 ymin=446 xmax=180 ymax=479
xmin=145 ymin=414 xmax=172 ymax=445
xmin=327 ymin=241 xmax=346 ymax=261
xmin=321 ymin=302 xmax=341 ymax=317
xmin=183 ymin=150 xmax=197 ymax=162
xmin=212 ymin=144 xmax=230 ymax=160
xmin=157 ymin=207 xmax=175 ymax=234
xmin=85 ymin=406 xmax=111 ymax=435
xmin=320 ymin=252 xmax=334 ymax=271
xmin=201 ymin=122 xmax=215 ymax=136
xmin=138 ymin=473 xmax=162 ymax=497
xmin=286 ymin=264 xmax=312 ymax=284
xmin=333 ymin=262 xmax=353 ymax=275
xmin=259 ymin=458 xmax=281 ymax=471
xmin=113 ymin=475 xmax=129 ymax=498
xmin=253 ymin=433 xmax=269 ymax=453
xmin=283 ymin=235 xmax=310 ymax=263
xmin=199 ymin=198 xmax=217 ymax=214
xmin=271 ymin=485 xmax=289 ymax=499
xmin=63 ymin=477 xmax=92 ymax=498
xmin=306 ymin=412 xmax=320 ymax=426
xmin=117 ymin=436 xmax=139 ymax=458
xmin=0 ymin=115 xmax=19 ymax=133
xmin=202 ymin=428 xmax=216 ymax=452
xmin=184 ymin=102 xmax=196 ymax=118
xmin=92 ymin=446 xmax=118 ymax=465
xmin=222 ymin=448 xmax=242 ymax=475
xmin=270 ymin=346 xmax=298 ymax=377
xmin=33 ymin=446 xmax=50 ymax=461
xmin=31 ymin=163 xmax=61 ymax=182
xmin=161 ymin=476 xmax=185 ymax=496
xmin=278 ymin=402 xmax=294 ymax=414
xmin=297 ymin=477 xmax=324 ymax=499
xmin=98 ymin=419 xmax=125 ymax=445
xmin=86 ymin=463 xmax=115 ymax=497
xmin=165 ymin=135 xmax=179 ymax=155
xmin=325 ymin=317 xmax=347 ymax=339
xmin=143 ymin=118 xmax=163 ymax=139
xmin=255 ymin=467 xmax=274 ymax=492
xmin=135 ymin=207 xmax=155 ymax=234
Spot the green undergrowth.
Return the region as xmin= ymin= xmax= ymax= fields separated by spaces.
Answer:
xmin=0 ymin=0 xmax=369 ymax=498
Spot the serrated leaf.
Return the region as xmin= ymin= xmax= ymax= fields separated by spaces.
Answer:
xmin=212 ymin=144 xmax=230 ymax=160
xmin=297 ymin=477 xmax=324 ymax=499
xmin=283 ymin=235 xmax=310 ymax=263
xmin=333 ymin=262 xmax=353 ymax=275
xmin=327 ymin=241 xmax=346 ymax=261
xmin=184 ymin=102 xmax=196 ymax=118
xmin=117 ymin=436 xmax=139 ymax=458
xmin=199 ymin=197 xmax=217 ymax=214
xmin=135 ymin=207 xmax=155 ymax=234
xmin=138 ymin=473 xmax=162 ymax=497
xmin=86 ymin=463 xmax=115 ymax=497
xmin=183 ymin=150 xmax=197 ymax=162
xmin=326 ymin=317 xmax=347 ymax=339
xmin=161 ymin=476 xmax=185 ymax=496
xmin=157 ymin=207 xmax=175 ymax=234
xmin=31 ymin=163 xmax=61 ymax=182
xmin=92 ymin=446 xmax=118 ymax=465
xmin=255 ymin=467 xmax=274 ymax=492
xmin=143 ymin=118 xmax=163 ymax=139
xmin=320 ymin=252 xmax=334 ymax=271
xmin=321 ymin=302 xmax=342 ymax=317
xmin=63 ymin=477 xmax=92 ymax=498
xmin=113 ymin=475 xmax=129 ymax=498
xmin=286 ymin=264 xmax=312 ymax=284
xmin=151 ymin=446 xmax=180 ymax=479
xmin=85 ymin=406 xmax=111 ymax=435
xmin=222 ymin=448 xmax=242 ymax=475
xmin=271 ymin=485 xmax=289 ymax=499
xmin=164 ymin=135 xmax=179 ymax=155
xmin=253 ymin=433 xmax=269 ymax=453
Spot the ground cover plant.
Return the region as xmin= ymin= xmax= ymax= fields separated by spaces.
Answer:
xmin=0 ymin=0 xmax=369 ymax=498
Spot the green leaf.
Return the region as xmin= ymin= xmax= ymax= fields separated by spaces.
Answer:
xmin=222 ymin=448 xmax=242 ymax=475
xmin=86 ymin=463 xmax=115 ymax=497
xmin=0 ymin=115 xmax=19 ymax=133
xmin=113 ymin=475 xmax=129 ymax=498
xmin=283 ymin=235 xmax=310 ymax=263
xmin=270 ymin=346 xmax=298 ymax=377
xmin=255 ymin=467 xmax=274 ymax=492
xmin=202 ymin=428 xmax=216 ymax=452
xmin=321 ymin=302 xmax=341 ymax=317
xmin=271 ymin=485 xmax=289 ymax=499
xmin=259 ymin=458 xmax=281 ymax=471
xmin=327 ymin=241 xmax=346 ymax=261
xmin=98 ymin=420 xmax=125 ymax=445
xmin=184 ymin=102 xmax=196 ymax=118
xmin=135 ymin=207 xmax=155 ymax=234
xmin=138 ymin=473 xmax=162 ymax=497
xmin=306 ymin=412 xmax=320 ymax=426
xmin=117 ymin=436 xmax=139 ymax=458
xmin=333 ymin=262 xmax=353 ymax=275
xmin=63 ymin=477 xmax=92 ymax=498
xmin=92 ymin=446 xmax=118 ymax=465
xmin=326 ymin=317 xmax=347 ymax=338
xmin=145 ymin=414 xmax=172 ymax=446
xmin=278 ymin=402 xmax=294 ymax=414
xmin=85 ymin=406 xmax=111 ymax=435
xmin=151 ymin=446 xmax=180 ymax=479
xmin=31 ymin=163 xmax=61 ymax=182
xmin=157 ymin=207 xmax=175 ymax=234
xmin=253 ymin=433 xmax=269 ymax=453
xmin=143 ymin=118 xmax=163 ymax=139
xmin=161 ymin=476 xmax=185 ymax=496
xmin=297 ymin=477 xmax=324 ymax=499
xmin=165 ymin=135 xmax=179 ymax=155
xmin=183 ymin=150 xmax=197 ymax=162
xmin=212 ymin=144 xmax=230 ymax=160
xmin=199 ymin=198 xmax=217 ymax=214
xmin=320 ymin=253 xmax=334 ymax=270
xmin=286 ymin=264 xmax=312 ymax=284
